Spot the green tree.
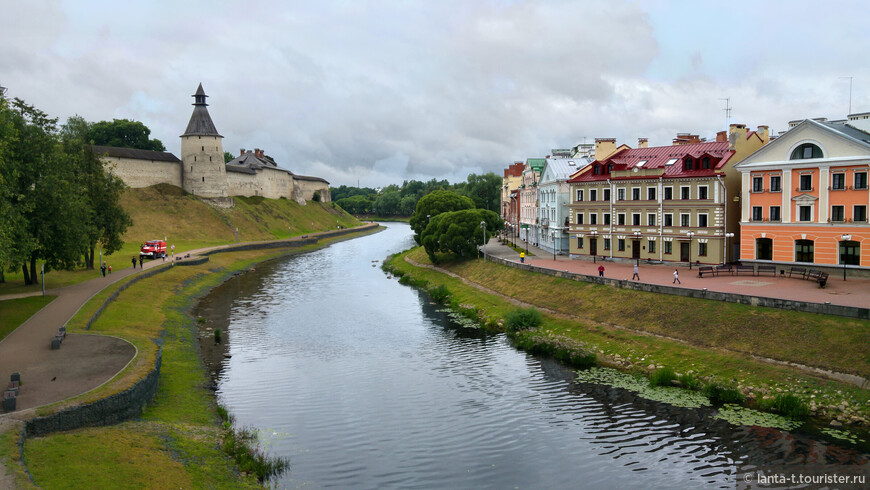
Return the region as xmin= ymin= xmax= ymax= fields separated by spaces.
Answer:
xmin=421 ymin=208 xmax=502 ymax=261
xmin=398 ymin=195 xmax=417 ymax=216
xmin=410 ymin=190 xmax=474 ymax=245
xmin=374 ymin=189 xmax=401 ymax=216
xmin=224 ymin=151 xmax=235 ymax=163
xmin=336 ymin=195 xmax=373 ymax=214
xmin=87 ymin=118 xmax=165 ymax=151
xmin=459 ymin=172 xmax=502 ymax=211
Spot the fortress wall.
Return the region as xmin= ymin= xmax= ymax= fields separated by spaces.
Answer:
xmin=258 ymin=168 xmax=295 ymax=200
xmin=104 ymin=157 xmax=181 ymax=188
xmin=295 ymin=178 xmax=331 ymax=203
xmin=226 ymin=171 xmax=261 ymax=197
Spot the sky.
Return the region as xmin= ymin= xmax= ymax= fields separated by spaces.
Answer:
xmin=2 ymin=0 xmax=868 ymax=188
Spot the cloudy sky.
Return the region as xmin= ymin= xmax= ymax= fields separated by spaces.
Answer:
xmin=2 ymin=0 xmax=868 ymax=187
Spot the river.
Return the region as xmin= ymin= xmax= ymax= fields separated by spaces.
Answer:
xmin=195 ymin=222 xmax=868 ymax=489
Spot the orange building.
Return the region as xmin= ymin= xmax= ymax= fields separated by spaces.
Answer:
xmin=735 ymin=114 xmax=870 ymax=275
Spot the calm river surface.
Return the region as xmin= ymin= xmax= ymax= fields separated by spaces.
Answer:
xmin=196 ymin=223 xmax=868 ymax=489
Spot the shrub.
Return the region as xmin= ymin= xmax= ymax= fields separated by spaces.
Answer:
xmin=770 ymin=393 xmax=810 ymax=419
xmin=649 ymin=367 xmax=677 ymax=387
xmin=222 ymin=425 xmax=290 ymax=482
xmin=429 ymin=284 xmax=451 ymax=302
xmin=214 ymin=328 xmax=222 ymax=343
xmin=677 ymin=373 xmax=701 ymax=391
xmin=312 ymin=190 xmax=321 ymax=202
xmin=703 ymin=383 xmax=746 ymax=404
xmin=504 ymin=307 xmax=543 ymax=332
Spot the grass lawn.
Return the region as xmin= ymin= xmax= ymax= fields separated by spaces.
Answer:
xmin=0 ymin=296 xmax=56 ymax=342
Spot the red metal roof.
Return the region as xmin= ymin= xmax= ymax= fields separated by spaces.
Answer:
xmin=568 ymin=141 xmax=734 ymax=183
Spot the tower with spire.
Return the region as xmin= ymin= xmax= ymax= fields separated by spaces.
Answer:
xmin=180 ymin=83 xmax=228 ymax=198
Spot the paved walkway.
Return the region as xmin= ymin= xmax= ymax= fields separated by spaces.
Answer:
xmin=483 ymin=238 xmax=870 ymax=309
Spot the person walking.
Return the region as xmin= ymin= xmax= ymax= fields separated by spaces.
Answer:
xmin=107 ymin=264 xmax=112 ymax=274
xmin=598 ymin=264 xmax=605 ymax=277
xmin=673 ymin=268 xmax=681 ymax=284
xmin=632 ymin=264 xmax=640 ymax=280
xmin=131 ymin=257 xmax=137 ymax=269
xmin=100 ymin=263 xmax=106 ymax=277
xmin=520 ymin=252 xmax=525 ymax=263
xmin=139 ymin=256 xmax=143 ymax=268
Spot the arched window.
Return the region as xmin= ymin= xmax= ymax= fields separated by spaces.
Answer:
xmin=790 ymin=143 xmax=823 ymax=160
xmin=684 ymin=158 xmax=694 ymax=171
xmin=702 ymin=157 xmax=711 ymax=169
xmin=593 ymin=165 xmax=601 ymax=175
xmin=607 ymin=163 xmax=613 ymax=173
xmin=756 ymin=238 xmax=773 ymax=260
xmin=795 ymin=239 xmax=814 ymax=263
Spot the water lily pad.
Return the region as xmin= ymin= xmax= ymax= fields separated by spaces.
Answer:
xmin=714 ymin=404 xmax=802 ymax=431
xmin=576 ymin=367 xmax=711 ymax=409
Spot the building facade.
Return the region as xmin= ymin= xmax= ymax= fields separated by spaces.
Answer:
xmin=519 ymin=158 xmax=545 ymax=246
xmin=537 ymin=153 xmax=591 ymax=255
xmin=735 ymin=114 xmax=870 ymax=274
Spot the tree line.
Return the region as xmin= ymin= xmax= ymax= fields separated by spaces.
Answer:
xmin=331 ymin=172 xmax=502 ymax=217
xmin=0 ymin=90 xmax=142 ymax=285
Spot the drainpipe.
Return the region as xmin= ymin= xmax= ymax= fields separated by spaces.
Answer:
xmin=717 ymin=175 xmax=727 ymax=265
xmin=659 ymin=176 xmax=664 ymax=262
xmin=608 ymin=178 xmax=614 ymax=260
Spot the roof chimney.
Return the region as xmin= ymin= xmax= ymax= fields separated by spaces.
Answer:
xmin=594 ymin=138 xmax=617 ymax=160
xmin=716 ymin=131 xmax=727 ymax=142
xmin=240 ymin=148 xmax=245 ymax=157
xmin=637 ymin=138 xmax=648 ymax=148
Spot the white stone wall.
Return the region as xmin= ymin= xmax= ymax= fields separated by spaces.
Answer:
xmin=181 ymin=135 xmax=228 ymax=198
xmin=226 ymin=171 xmax=262 ymax=197
xmin=258 ymin=168 xmax=295 ymax=200
xmin=294 ymin=179 xmax=331 ymax=203
xmin=103 ymin=157 xmax=182 ymax=188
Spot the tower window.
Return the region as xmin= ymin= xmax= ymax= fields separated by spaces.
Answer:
xmin=190 ymin=166 xmax=193 ymax=172
xmin=194 ymin=156 xmax=197 ymax=161
xmin=202 ymin=177 xmax=205 ymax=182
xmin=210 ymin=156 xmax=212 ymax=162
xmin=202 ymin=146 xmax=204 ymax=151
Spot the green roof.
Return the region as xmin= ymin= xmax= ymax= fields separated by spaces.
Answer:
xmin=526 ymin=158 xmax=546 ymax=171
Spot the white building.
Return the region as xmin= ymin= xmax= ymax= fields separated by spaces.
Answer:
xmin=537 ymin=151 xmax=592 ymax=255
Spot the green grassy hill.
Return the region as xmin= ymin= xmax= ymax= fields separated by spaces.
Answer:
xmin=0 ymin=184 xmax=360 ymax=293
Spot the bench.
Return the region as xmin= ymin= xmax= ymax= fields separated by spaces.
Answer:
xmin=816 ymin=272 xmax=829 ymax=288
xmin=807 ymin=269 xmax=823 ymax=280
xmin=735 ymin=265 xmax=755 ymax=276
xmin=2 ymin=390 xmax=15 ymax=412
xmin=788 ymin=267 xmax=808 ymax=279
xmin=715 ymin=264 xmax=733 ymax=276
xmin=757 ymin=265 xmax=777 ymax=276
xmin=697 ymin=265 xmax=715 ymax=278
xmin=51 ymin=332 xmax=64 ymax=350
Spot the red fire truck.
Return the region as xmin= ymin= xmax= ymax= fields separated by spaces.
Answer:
xmin=140 ymin=240 xmax=167 ymax=259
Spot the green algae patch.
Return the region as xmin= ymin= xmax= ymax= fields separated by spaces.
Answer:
xmin=714 ymin=404 xmax=803 ymax=431
xmin=576 ymin=367 xmax=711 ymax=409
xmin=820 ymin=428 xmax=866 ymax=445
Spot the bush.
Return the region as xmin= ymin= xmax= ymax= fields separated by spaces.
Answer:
xmin=677 ymin=373 xmax=701 ymax=390
xmin=769 ymin=393 xmax=810 ymax=419
xmin=703 ymin=383 xmax=746 ymax=404
xmin=649 ymin=367 xmax=677 ymax=387
xmin=504 ymin=307 xmax=543 ymax=332
xmin=429 ymin=284 xmax=450 ymax=302
xmin=312 ymin=190 xmax=321 ymax=202
xmin=214 ymin=328 xmax=222 ymax=343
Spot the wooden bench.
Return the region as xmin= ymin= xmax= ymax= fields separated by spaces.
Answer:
xmin=788 ymin=267 xmax=808 ymax=279
xmin=697 ymin=265 xmax=715 ymax=278
xmin=807 ymin=269 xmax=823 ymax=280
xmin=757 ymin=265 xmax=777 ymax=276
xmin=715 ymin=264 xmax=733 ymax=276
xmin=816 ymin=272 xmax=829 ymax=288
xmin=735 ymin=265 xmax=755 ymax=276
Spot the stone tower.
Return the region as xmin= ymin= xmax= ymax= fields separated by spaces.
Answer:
xmin=181 ymin=83 xmax=228 ymax=198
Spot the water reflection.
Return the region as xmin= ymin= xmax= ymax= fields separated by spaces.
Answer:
xmin=195 ymin=222 xmax=867 ymax=489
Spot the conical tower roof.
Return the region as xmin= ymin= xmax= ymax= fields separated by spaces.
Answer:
xmin=181 ymin=83 xmax=223 ymax=137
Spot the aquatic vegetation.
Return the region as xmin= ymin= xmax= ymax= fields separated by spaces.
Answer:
xmin=703 ymin=383 xmax=746 ymax=405
xmin=649 ymin=366 xmax=677 ymax=387
xmin=576 ymin=367 xmax=711 ymax=409
xmin=821 ymin=428 xmax=865 ymax=444
xmin=714 ymin=404 xmax=803 ymax=431
xmin=504 ymin=307 xmax=543 ymax=332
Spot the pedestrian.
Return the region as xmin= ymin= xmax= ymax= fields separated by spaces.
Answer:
xmin=139 ymin=256 xmax=143 ymax=268
xmin=100 ymin=263 xmax=106 ymax=277
xmin=131 ymin=257 xmax=136 ymax=269
xmin=632 ymin=264 xmax=640 ymax=280
xmin=520 ymin=252 xmax=525 ymax=263
xmin=598 ymin=264 xmax=605 ymax=277
xmin=107 ymin=264 xmax=112 ymax=274
xmin=673 ymin=268 xmax=681 ymax=284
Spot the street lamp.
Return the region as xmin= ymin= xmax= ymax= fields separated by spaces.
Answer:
xmin=841 ymin=234 xmax=852 ymax=281
xmin=724 ymin=232 xmax=734 ymax=264
xmin=686 ymin=231 xmax=695 ymax=270
xmin=480 ymin=221 xmax=487 ymax=263
xmin=551 ymin=230 xmax=556 ymax=261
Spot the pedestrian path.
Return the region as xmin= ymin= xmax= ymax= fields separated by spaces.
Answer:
xmin=483 ymin=238 xmax=870 ymax=309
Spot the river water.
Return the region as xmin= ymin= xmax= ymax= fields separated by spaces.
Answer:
xmin=195 ymin=222 xmax=868 ymax=489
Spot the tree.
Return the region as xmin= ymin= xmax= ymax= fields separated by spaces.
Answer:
xmin=459 ymin=172 xmax=502 ymax=212
xmin=336 ymin=195 xmax=373 ymax=214
xmin=410 ymin=190 xmax=474 ymax=245
xmin=224 ymin=151 xmax=235 ymax=163
xmin=87 ymin=119 xmax=165 ymax=151
xmin=373 ymin=189 xmax=401 ymax=216
xmin=421 ymin=208 xmax=502 ymax=262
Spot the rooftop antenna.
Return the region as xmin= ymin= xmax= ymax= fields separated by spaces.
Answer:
xmin=839 ymin=76 xmax=853 ymax=114
xmin=719 ymin=97 xmax=732 ymax=129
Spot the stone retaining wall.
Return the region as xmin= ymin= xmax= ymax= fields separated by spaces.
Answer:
xmin=489 ymin=256 xmax=870 ymax=320
xmin=25 ymin=351 xmax=162 ymax=437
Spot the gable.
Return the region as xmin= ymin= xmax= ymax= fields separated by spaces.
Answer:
xmin=737 ymin=120 xmax=870 ymax=167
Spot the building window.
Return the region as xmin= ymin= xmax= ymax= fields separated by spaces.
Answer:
xmin=664 ymin=241 xmax=672 ymax=255
xmin=752 ymin=206 xmax=763 ymax=221
xmin=577 ymin=237 xmax=584 ymax=249
xmin=795 ymin=239 xmax=814 ymax=263
xmin=664 ymin=214 xmax=673 ymax=227
xmin=680 ymin=186 xmax=690 ymax=199
xmin=632 ymin=188 xmax=640 ymax=200
xmin=798 ymin=205 xmax=812 ymax=222
xmin=617 ymin=239 xmax=625 ymax=251
xmin=647 ymin=213 xmax=656 ymax=226
xmin=752 ymin=176 xmax=763 ymax=192
xmin=603 ymin=213 xmax=611 ymax=225
xmin=770 ymin=175 xmax=781 ymax=192
xmin=603 ymin=238 xmax=611 ymax=250
xmin=617 ymin=188 xmax=625 ymax=201
xmin=202 ymin=177 xmax=205 ymax=182
xmin=855 ymin=172 xmax=868 ymax=190
xmin=701 ymin=157 xmax=711 ymax=169
xmin=593 ymin=165 xmax=601 ymax=175
xmin=831 ymin=205 xmax=845 ymax=222
xmin=680 ymin=214 xmax=690 ymax=227
xmin=664 ymin=187 xmax=673 ymax=200
xmin=698 ymin=214 xmax=708 ymax=227
xmin=698 ymin=242 xmax=708 ymax=256
xmin=855 ymin=205 xmax=868 ymax=222
xmin=684 ymin=158 xmax=694 ymax=171
xmin=770 ymin=206 xmax=781 ymax=221
xmin=632 ymin=213 xmax=641 ymax=226
xmin=576 ymin=213 xmax=584 ymax=225
xmin=589 ymin=213 xmax=597 ymax=225
xmin=841 ymin=240 xmax=860 ymax=266
xmin=756 ymin=238 xmax=773 ymax=260
xmin=790 ymin=143 xmax=823 ymax=160
xmin=590 ymin=189 xmax=597 ymax=201
xmin=799 ymin=174 xmax=813 ymax=191
xmin=603 ymin=189 xmax=611 ymax=201
xmin=647 ymin=187 xmax=656 ymax=200
xmin=832 ymin=173 xmax=846 ymax=190
xmin=698 ymin=186 xmax=708 ymax=200
xmin=648 ymin=240 xmax=656 ymax=254
xmin=608 ymin=163 xmax=614 ymax=173
xmin=617 ymin=214 xmax=626 ymax=225
xmin=576 ymin=190 xmax=584 ymax=202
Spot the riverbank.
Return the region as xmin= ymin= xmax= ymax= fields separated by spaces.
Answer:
xmin=0 ymin=225 xmax=380 ymax=488
xmin=384 ymin=247 xmax=870 ymax=439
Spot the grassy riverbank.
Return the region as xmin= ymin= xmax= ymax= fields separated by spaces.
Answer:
xmin=384 ymin=247 xmax=870 ymax=431
xmin=1 ymin=227 xmax=378 ymax=488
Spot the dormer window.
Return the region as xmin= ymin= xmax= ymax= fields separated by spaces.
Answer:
xmin=701 ymin=157 xmax=711 ymax=169
xmin=684 ymin=158 xmax=694 ymax=171
xmin=593 ymin=165 xmax=601 ymax=175
xmin=790 ymin=143 xmax=822 ymax=160
xmin=607 ymin=163 xmax=613 ymax=173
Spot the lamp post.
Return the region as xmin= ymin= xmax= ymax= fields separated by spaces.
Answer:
xmin=551 ymin=230 xmax=556 ymax=261
xmin=686 ymin=231 xmax=695 ymax=270
xmin=480 ymin=221 xmax=487 ymax=263
xmin=724 ymin=232 xmax=735 ymax=265
xmin=633 ymin=231 xmax=642 ymax=266
xmin=590 ymin=230 xmax=597 ymax=263
xmin=841 ymin=234 xmax=852 ymax=281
